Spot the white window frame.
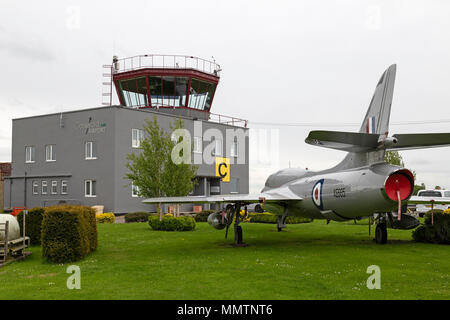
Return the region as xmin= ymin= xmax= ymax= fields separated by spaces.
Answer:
xmin=51 ymin=181 xmax=58 ymax=194
xmin=231 ymin=141 xmax=238 ymax=157
xmin=32 ymin=181 xmax=39 ymax=195
xmin=193 ymin=136 xmax=202 ymax=153
xmin=61 ymin=180 xmax=68 ymax=195
xmin=214 ymin=139 xmax=222 ymax=156
xmin=42 ymin=181 xmax=48 ymax=194
xmin=132 ymin=129 xmax=144 ymax=148
xmin=85 ymin=141 xmax=97 ymax=160
xmin=45 ymin=144 xmax=55 ymax=162
xmin=84 ymin=180 xmax=97 ymax=197
xmin=25 ymin=146 xmax=35 ymax=163
xmin=131 ymin=183 xmax=140 ymax=197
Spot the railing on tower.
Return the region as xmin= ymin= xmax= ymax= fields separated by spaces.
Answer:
xmin=112 ymin=54 xmax=222 ymax=77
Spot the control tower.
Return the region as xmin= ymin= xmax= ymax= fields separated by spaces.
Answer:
xmin=104 ymin=54 xmax=226 ymax=122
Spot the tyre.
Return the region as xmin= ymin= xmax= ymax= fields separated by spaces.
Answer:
xmin=375 ymin=223 xmax=387 ymax=244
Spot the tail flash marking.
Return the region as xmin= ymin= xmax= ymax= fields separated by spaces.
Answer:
xmin=366 ymin=116 xmax=376 ymax=134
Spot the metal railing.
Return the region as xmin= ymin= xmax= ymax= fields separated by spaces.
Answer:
xmin=209 ymin=112 xmax=248 ymax=128
xmin=112 ymin=54 xmax=222 ymax=77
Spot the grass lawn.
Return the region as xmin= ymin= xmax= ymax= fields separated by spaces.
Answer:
xmin=1 ymin=220 xmax=449 ymax=300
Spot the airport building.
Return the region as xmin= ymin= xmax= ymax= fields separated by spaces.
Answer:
xmin=3 ymin=55 xmax=249 ymax=214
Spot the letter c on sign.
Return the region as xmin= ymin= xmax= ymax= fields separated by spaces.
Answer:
xmin=218 ymin=162 xmax=228 ymax=178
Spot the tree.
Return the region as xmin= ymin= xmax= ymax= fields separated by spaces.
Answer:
xmin=384 ymin=151 xmax=405 ymax=167
xmin=125 ymin=116 xmax=197 ymax=220
xmin=162 ymin=118 xmax=198 ymax=216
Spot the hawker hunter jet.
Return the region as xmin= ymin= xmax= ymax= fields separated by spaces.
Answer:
xmin=144 ymin=64 xmax=450 ymax=244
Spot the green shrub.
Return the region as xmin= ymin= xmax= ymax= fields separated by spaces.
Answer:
xmin=17 ymin=207 xmax=45 ymax=245
xmin=194 ymin=210 xmax=215 ymax=222
xmin=247 ymin=212 xmax=312 ymax=224
xmin=412 ymin=209 xmax=450 ymax=244
xmin=41 ymin=205 xmax=98 ymax=263
xmin=149 ymin=216 xmax=196 ymax=231
xmin=125 ymin=212 xmax=155 ymax=223
xmin=96 ymin=212 xmax=115 ymax=224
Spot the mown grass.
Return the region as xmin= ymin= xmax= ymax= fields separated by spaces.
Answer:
xmin=0 ymin=220 xmax=449 ymax=300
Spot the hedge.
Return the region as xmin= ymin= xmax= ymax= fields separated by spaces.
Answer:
xmin=125 ymin=212 xmax=155 ymax=223
xmin=96 ymin=212 xmax=115 ymax=224
xmin=412 ymin=209 xmax=450 ymax=244
xmin=41 ymin=205 xmax=98 ymax=263
xmin=17 ymin=207 xmax=45 ymax=245
xmin=194 ymin=210 xmax=215 ymax=222
xmin=247 ymin=212 xmax=313 ymax=224
xmin=149 ymin=215 xmax=196 ymax=231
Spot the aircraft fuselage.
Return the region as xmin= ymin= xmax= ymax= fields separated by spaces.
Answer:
xmin=262 ymin=162 xmax=414 ymax=221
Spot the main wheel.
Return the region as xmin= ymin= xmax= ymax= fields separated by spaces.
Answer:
xmin=375 ymin=223 xmax=387 ymax=244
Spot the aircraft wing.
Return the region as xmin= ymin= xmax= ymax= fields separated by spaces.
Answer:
xmin=142 ymin=187 xmax=303 ymax=205
xmin=388 ymin=133 xmax=450 ymax=151
xmin=305 ymin=130 xmax=380 ymax=153
xmin=408 ymin=195 xmax=450 ymax=205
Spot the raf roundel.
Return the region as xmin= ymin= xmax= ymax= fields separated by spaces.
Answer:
xmin=312 ymin=179 xmax=324 ymax=210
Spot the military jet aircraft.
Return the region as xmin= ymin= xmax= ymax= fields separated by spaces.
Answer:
xmin=144 ymin=64 xmax=450 ymax=244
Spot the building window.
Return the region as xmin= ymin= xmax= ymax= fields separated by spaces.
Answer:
xmin=132 ymin=183 xmax=140 ymax=197
xmin=32 ymin=181 xmax=39 ymax=195
xmin=213 ymin=139 xmax=222 ymax=156
xmin=25 ymin=146 xmax=35 ymax=163
xmin=85 ymin=180 xmax=96 ymax=197
xmin=230 ymin=178 xmax=239 ymax=193
xmin=42 ymin=181 xmax=48 ymax=194
xmin=193 ymin=137 xmax=202 ymax=153
xmin=231 ymin=141 xmax=238 ymax=157
xmin=51 ymin=181 xmax=58 ymax=194
xmin=85 ymin=141 xmax=97 ymax=159
xmin=61 ymin=180 xmax=68 ymax=194
xmin=132 ymin=129 xmax=144 ymax=148
xmin=45 ymin=145 xmax=55 ymax=161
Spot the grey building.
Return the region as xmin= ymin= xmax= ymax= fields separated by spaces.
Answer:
xmin=3 ymin=55 xmax=249 ymax=214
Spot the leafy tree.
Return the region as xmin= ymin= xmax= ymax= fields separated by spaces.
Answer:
xmin=162 ymin=118 xmax=198 ymax=216
xmin=384 ymin=151 xmax=405 ymax=167
xmin=125 ymin=117 xmax=197 ymax=220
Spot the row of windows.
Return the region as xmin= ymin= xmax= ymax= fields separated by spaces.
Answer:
xmin=32 ymin=179 xmax=142 ymax=198
xmin=132 ymin=129 xmax=239 ymax=157
xmin=118 ymin=76 xmax=216 ymax=110
xmin=25 ymin=142 xmax=97 ymax=163
xmin=24 ymin=130 xmax=239 ymax=164
xmin=26 ymin=145 xmax=55 ymax=163
xmin=33 ymin=180 xmax=68 ymax=195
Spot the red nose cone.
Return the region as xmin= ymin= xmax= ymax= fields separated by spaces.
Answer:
xmin=385 ymin=172 xmax=413 ymax=201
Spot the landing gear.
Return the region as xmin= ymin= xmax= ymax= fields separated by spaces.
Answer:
xmin=375 ymin=222 xmax=387 ymax=244
xmin=225 ymin=203 xmax=247 ymax=246
xmin=277 ymin=207 xmax=289 ymax=232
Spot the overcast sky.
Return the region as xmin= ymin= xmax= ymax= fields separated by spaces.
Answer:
xmin=1 ymin=0 xmax=450 ymax=192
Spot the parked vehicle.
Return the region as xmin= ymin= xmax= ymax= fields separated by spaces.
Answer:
xmin=413 ymin=189 xmax=450 ymax=216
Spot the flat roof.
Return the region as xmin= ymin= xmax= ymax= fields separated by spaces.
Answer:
xmin=12 ymin=105 xmax=248 ymax=129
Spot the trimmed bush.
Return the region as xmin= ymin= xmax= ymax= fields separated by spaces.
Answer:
xmin=248 ymin=212 xmax=313 ymax=224
xmin=125 ymin=212 xmax=155 ymax=223
xmin=97 ymin=212 xmax=115 ymax=224
xmin=412 ymin=209 xmax=450 ymax=244
xmin=41 ymin=205 xmax=98 ymax=263
xmin=194 ymin=210 xmax=215 ymax=222
xmin=149 ymin=215 xmax=196 ymax=231
xmin=17 ymin=207 xmax=45 ymax=245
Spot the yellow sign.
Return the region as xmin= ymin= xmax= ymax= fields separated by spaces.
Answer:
xmin=215 ymin=157 xmax=230 ymax=182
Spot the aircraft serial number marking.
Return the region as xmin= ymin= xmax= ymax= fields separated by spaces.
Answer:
xmin=334 ymin=188 xmax=346 ymax=198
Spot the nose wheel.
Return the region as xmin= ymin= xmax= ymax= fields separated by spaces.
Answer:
xmin=375 ymin=222 xmax=387 ymax=244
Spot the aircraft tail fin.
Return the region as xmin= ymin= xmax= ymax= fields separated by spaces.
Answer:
xmin=305 ymin=65 xmax=397 ymax=169
xmin=359 ymin=64 xmax=396 ymax=140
